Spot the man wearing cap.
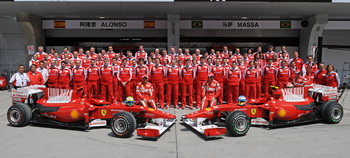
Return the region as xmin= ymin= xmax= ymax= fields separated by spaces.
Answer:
xmin=201 ymin=73 xmax=221 ymax=110
xmin=136 ymin=75 xmax=157 ymax=109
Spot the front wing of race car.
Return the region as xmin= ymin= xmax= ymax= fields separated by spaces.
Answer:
xmin=181 ymin=117 xmax=226 ymax=138
xmin=137 ymin=118 xmax=176 ymax=138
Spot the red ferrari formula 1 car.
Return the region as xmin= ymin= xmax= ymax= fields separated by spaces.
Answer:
xmin=181 ymin=84 xmax=344 ymax=138
xmin=7 ymin=86 xmax=176 ymax=139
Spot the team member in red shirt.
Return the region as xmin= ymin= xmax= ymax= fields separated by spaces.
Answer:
xmin=201 ymin=73 xmax=221 ymax=110
xmin=195 ymin=57 xmax=209 ymax=108
xmin=58 ymin=61 xmax=72 ymax=89
xmin=36 ymin=46 xmax=46 ymax=61
xmin=86 ymin=59 xmax=100 ymax=98
xmin=82 ymin=50 xmax=92 ymax=68
xmin=244 ymin=61 xmax=259 ymax=99
xmin=254 ymin=60 xmax=263 ymax=98
xmin=276 ymin=60 xmax=290 ymax=88
xmin=325 ymin=64 xmax=340 ymax=88
xmin=304 ymin=65 xmax=315 ymax=85
xmin=117 ymin=59 xmax=133 ymax=101
xmin=27 ymin=65 xmax=44 ymax=86
xmin=264 ymin=45 xmax=277 ymax=62
xmin=166 ymin=59 xmax=181 ymax=109
xmin=72 ymin=60 xmax=85 ymax=91
xmin=183 ymin=49 xmax=193 ymax=64
xmin=135 ymin=45 xmax=147 ymax=61
xmin=289 ymin=51 xmax=304 ymax=71
xmin=90 ymin=47 xmax=98 ymax=59
xmin=181 ymin=59 xmax=195 ymax=109
xmin=47 ymin=61 xmax=59 ymax=88
xmin=150 ymin=58 xmax=166 ymax=108
xmin=293 ymin=72 xmax=308 ymax=87
xmin=77 ymin=47 xmax=86 ymax=59
xmin=100 ymin=58 xmax=114 ymax=103
xmin=226 ymin=62 xmax=241 ymax=104
xmin=29 ymin=54 xmax=40 ymax=68
xmin=211 ymin=59 xmax=225 ymax=104
xmin=262 ymin=58 xmax=277 ymax=95
xmin=237 ymin=58 xmax=247 ymax=96
xmin=302 ymin=55 xmax=318 ymax=76
xmin=111 ymin=58 xmax=120 ymax=102
xmin=60 ymin=47 xmax=73 ymax=59
xmin=314 ymin=62 xmax=327 ymax=85
xmin=136 ymin=75 xmax=157 ymax=110
xmin=289 ymin=61 xmax=300 ymax=82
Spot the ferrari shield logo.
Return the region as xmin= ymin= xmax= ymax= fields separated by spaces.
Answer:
xmin=251 ymin=108 xmax=257 ymax=115
xmin=101 ymin=110 xmax=107 ymax=116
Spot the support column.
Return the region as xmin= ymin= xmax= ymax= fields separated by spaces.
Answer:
xmin=167 ymin=14 xmax=180 ymax=52
xmin=299 ymin=14 xmax=328 ymax=60
xmin=17 ymin=14 xmax=45 ymax=67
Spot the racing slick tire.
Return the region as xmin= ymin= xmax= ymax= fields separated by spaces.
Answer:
xmin=111 ymin=111 xmax=136 ymax=138
xmin=7 ymin=103 xmax=32 ymax=127
xmin=321 ymin=101 xmax=343 ymax=124
xmin=226 ymin=111 xmax=250 ymax=137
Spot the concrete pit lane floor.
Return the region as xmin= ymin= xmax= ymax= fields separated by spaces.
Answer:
xmin=0 ymin=90 xmax=349 ymax=158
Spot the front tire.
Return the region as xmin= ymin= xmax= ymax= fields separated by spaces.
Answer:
xmin=7 ymin=103 xmax=32 ymax=127
xmin=321 ymin=101 xmax=343 ymax=124
xmin=225 ymin=111 xmax=250 ymax=137
xmin=111 ymin=111 xmax=136 ymax=138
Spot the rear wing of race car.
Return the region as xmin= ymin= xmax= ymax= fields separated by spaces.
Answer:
xmin=307 ymin=84 xmax=338 ymax=101
xmin=11 ymin=85 xmax=46 ymax=104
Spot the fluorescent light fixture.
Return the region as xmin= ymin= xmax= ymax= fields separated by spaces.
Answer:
xmin=241 ymin=16 xmax=248 ymax=19
xmin=99 ymin=16 xmax=105 ymax=19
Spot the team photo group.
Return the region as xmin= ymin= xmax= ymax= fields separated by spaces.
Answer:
xmin=10 ymin=45 xmax=340 ymax=110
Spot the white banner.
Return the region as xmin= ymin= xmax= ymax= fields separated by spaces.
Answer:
xmin=325 ymin=21 xmax=350 ymax=30
xmin=181 ymin=20 xmax=302 ymax=29
xmin=42 ymin=20 xmax=167 ymax=29
xmin=42 ymin=20 xmax=302 ymax=29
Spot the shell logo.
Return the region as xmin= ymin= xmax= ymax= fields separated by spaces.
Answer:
xmin=278 ymin=109 xmax=286 ymax=118
xmin=70 ymin=109 xmax=79 ymax=119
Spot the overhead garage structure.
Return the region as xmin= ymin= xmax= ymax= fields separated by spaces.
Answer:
xmin=1 ymin=0 xmax=350 ymax=80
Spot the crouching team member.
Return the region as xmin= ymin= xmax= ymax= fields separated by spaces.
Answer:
xmin=136 ymin=75 xmax=157 ymax=109
xmin=201 ymin=73 xmax=220 ymax=110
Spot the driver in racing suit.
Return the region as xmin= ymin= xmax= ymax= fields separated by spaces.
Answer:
xmin=201 ymin=73 xmax=221 ymax=110
xmin=136 ymin=75 xmax=157 ymax=110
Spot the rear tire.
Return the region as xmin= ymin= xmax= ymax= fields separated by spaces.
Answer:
xmin=321 ymin=101 xmax=343 ymax=124
xmin=111 ymin=111 xmax=136 ymax=138
xmin=225 ymin=111 xmax=250 ymax=137
xmin=7 ymin=103 xmax=32 ymax=127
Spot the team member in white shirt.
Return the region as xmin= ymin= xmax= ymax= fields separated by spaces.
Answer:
xmin=9 ymin=65 xmax=30 ymax=88
xmin=36 ymin=61 xmax=49 ymax=84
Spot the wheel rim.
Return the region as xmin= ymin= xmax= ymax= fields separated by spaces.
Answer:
xmin=331 ymin=107 xmax=342 ymax=121
xmin=10 ymin=109 xmax=21 ymax=123
xmin=234 ymin=117 xmax=247 ymax=132
xmin=114 ymin=118 xmax=128 ymax=133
